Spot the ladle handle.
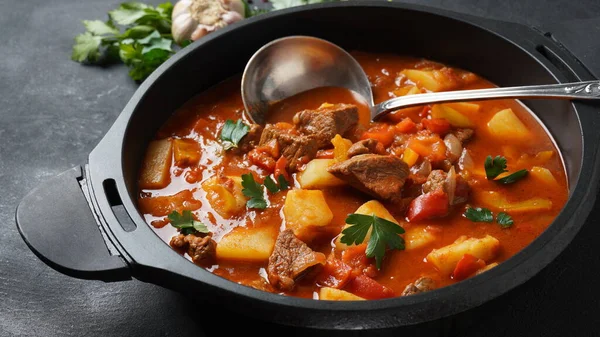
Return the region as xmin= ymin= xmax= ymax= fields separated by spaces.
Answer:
xmin=372 ymin=80 xmax=600 ymax=120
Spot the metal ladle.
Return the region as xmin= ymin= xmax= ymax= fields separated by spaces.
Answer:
xmin=241 ymin=35 xmax=600 ymax=125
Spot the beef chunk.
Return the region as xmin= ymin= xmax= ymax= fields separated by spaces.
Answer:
xmin=327 ymin=154 xmax=409 ymax=202
xmin=452 ymin=128 xmax=474 ymax=144
xmin=238 ymin=123 xmax=263 ymax=153
xmin=293 ymin=103 xmax=359 ymax=148
xmin=170 ymin=233 xmax=217 ymax=265
xmin=259 ymin=124 xmax=318 ymax=171
xmin=422 ymin=170 xmax=447 ymax=194
xmin=401 ymin=277 xmax=435 ymax=296
xmin=347 ymin=139 xmax=385 ymax=158
xmin=267 ymin=229 xmax=326 ymax=291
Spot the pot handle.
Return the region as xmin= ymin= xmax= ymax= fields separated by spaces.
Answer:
xmin=15 ymin=166 xmax=130 ymax=282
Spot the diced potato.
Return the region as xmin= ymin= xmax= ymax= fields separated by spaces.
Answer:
xmin=173 ymin=138 xmax=201 ymax=167
xmin=319 ymin=287 xmax=365 ymax=301
xmin=401 ymin=69 xmax=446 ymax=92
xmin=426 ymin=235 xmax=500 ymax=275
xmin=487 ymin=108 xmax=530 ymax=141
xmin=139 ymin=138 xmax=173 ymax=189
xmin=517 ymin=150 xmax=555 ymax=167
xmin=202 ymin=175 xmax=247 ymax=218
xmin=402 ymin=147 xmax=419 ymax=167
xmin=335 ymin=200 xmax=400 ymax=250
xmin=297 ymin=159 xmax=346 ymax=189
xmin=216 ymin=226 xmax=277 ymax=262
xmin=283 ymin=189 xmax=334 ymax=239
xmin=442 ymin=102 xmax=480 ymax=115
xmin=476 ymin=190 xmax=553 ymax=213
xmin=476 ymin=262 xmax=499 ymax=275
xmin=331 ymin=134 xmax=353 ymax=163
xmin=530 ymin=166 xmax=559 ymax=187
xmin=431 ymin=104 xmax=475 ymax=128
xmin=405 ymin=226 xmax=437 ymax=250
xmin=393 ymin=85 xmax=421 ymax=97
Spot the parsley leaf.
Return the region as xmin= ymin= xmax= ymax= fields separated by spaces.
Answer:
xmin=168 ymin=210 xmax=209 ymax=235
xmin=83 ymin=20 xmax=120 ymax=36
xmin=464 ymin=207 xmax=494 ymax=222
xmin=496 ymin=212 xmax=514 ymax=228
xmin=263 ymin=174 xmax=290 ymax=193
xmin=495 ymin=169 xmax=528 ymax=184
xmin=220 ymin=119 xmax=250 ymax=150
xmin=241 ymin=173 xmax=267 ymax=209
xmin=72 ymin=32 xmax=104 ymax=62
xmin=484 ymin=155 xmax=508 ymax=179
xmin=340 ymin=214 xmax=405 ymax=270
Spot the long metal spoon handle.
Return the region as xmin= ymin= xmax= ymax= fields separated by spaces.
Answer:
xmin=372 ymin=80 xmax=600 ymax=120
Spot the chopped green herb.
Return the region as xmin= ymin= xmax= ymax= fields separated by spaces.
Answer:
xmin=220 ymin=119 xmax=250 ymax=150
xmin=263 ymin=174 xmax=290 ymax=193
xmin=495 ymin=169 xmax=529 ymax=184
xmin=484 ymin=155 xmax=528 ymax=184
xmin=263 ymin=176 xmax=279 ymax=193
xmin=484 ymin=155 xmax=508 ymax=180
xmin=340 ymin=214 xmax=405 ymax=270
xmin=241 ymin=173 xmax=267 ymax=209
xmin=496 ymin=212 xmax=514 ymax=228
xmin=464 ymin=207 xmax=494 ymax=223
xmin=168 ymin=210 xmax=209 ymax=235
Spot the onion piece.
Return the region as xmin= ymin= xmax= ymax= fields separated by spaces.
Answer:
xmin=444 ymin=166 xmax=457 ymax=205
xmin=444 ymin=133 xmax=462 ymax=163
xmin=411 ymin=158 xmax=432 ymax=177
xmin=458 ymin=148 xmax=474 ymax=172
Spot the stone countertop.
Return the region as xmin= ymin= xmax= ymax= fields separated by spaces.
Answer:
xmin=1 ymin=0 xmax=600 ymax=336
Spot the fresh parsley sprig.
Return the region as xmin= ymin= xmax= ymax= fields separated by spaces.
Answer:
xmin=484 ymin=155 xmax=528 ymax=184
xmin=340 ymin=214 xmax=405 ymax=270
xmin=168 ymin=210 xmax=209 ymax=235
xmin=220 ymin=119 xmax=250 ymax=150
xmin=463 ymin=206 xmax=514 ymax=228
xmin=71 ymin=2 xmax=189 ymax=81
xmin=241 ymin=173 xmax=290 ymax=209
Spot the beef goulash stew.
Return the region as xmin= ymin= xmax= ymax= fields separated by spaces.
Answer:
xmin=137 ymin=51 xmax=568 ymax=300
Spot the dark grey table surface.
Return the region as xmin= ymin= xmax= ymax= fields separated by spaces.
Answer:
xmin=2 ymin=0 xmax=600 ymax=336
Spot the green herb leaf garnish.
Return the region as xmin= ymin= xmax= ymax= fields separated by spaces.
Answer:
xmin=464 ymin=207 xmax=494 ymax=223
xmin=496 ymin=212 xmax=514 ymax=228
xmin=340 ymin=214 xmax=405 ymax=270
xmin=484 ymin=155 xmax=508 ymax=180
xmin=168 ymin=210 xmax=209 ymax=235
xmin=241 ymin=173 xmax=267 ymax=209
xmin=495 ymin=169 xmax=529 ymax=184
xmin=220 ymin=119 xmax=250 ymax=150
xmin=263 ymin=174 xmax=290 ymax=193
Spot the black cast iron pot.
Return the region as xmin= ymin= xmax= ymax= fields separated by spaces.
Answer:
xmin=15 ymin=1 xmax=600 ymax=332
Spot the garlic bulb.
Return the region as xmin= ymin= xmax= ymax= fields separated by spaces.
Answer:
xmin=172 ymin=0 xmax=245 ymax=44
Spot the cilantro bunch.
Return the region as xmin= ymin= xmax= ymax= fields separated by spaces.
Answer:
xmin=71 ymin=2 xmax=189 ymax=81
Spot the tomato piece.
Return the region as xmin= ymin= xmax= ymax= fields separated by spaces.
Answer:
xmin=406 ymin=189 xmax=449 ymax=222
xmin=248 ymin=148 xmax=276 ymax=172
xmin=395 ymin=117 xmax=417 ymax=133
xmin=422 ymin=118 xmax=451 ymax=135
xmin=345 ymin=274 xmax=395 ymax=300
xmin=361 ymin=125 xmax=395 ymax=147
xmin=341 ymin=244 xmax=378 ymax=277
xmin=274 ymin=156 xmax=290 ymax=181
xmin=452 ymin=254 xmax=486 ymax=281
xmin=316 ymin=256 xmax=353 ymax=289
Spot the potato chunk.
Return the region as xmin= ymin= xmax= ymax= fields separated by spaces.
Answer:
xmin=426 ymin=235 xmax=500 ymax=275
xmin=202 ymin=175 xmax=247 ymax=218
xmin=431 ymin=104 xmax=474 ymax=128
xmin=297 ymin=159 xmax=345 ymax=189
xmin=319 ymin=287 xmax=365 ymax=301
xmin=401 ymin=69 xmax=446 ymax=92
xmin=216 ymin=226 xmax=277 ymax=262
xmin=139 ymin=138 xmax=173 ymax=189
xmin=405 ymin=226 xmax=437 ymax=250
xmin=335 ymin=200 xmax=400 ymax=250
xmin=476 ymin=191 xmax=552 ymax=213
xmin=487 ymin=108 xmax=530 ymax=141
xmin=283 ymin=189 xmax=334 ymax=240
xmin=173 ymin=138 xmax=200 ymax=167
